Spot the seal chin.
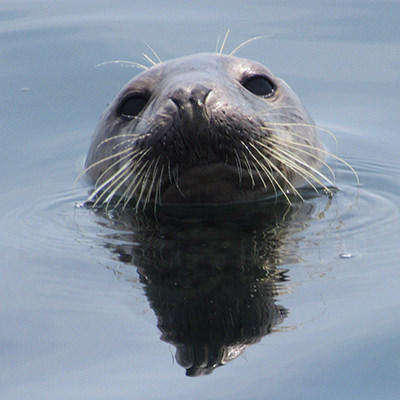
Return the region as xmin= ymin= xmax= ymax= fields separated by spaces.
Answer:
xmin=160 ymin=163 xmax=267 ymax=204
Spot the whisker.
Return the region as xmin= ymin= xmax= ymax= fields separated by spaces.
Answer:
xmin=251 ymin=156 xmax=279 ymax=200
xmin=153 ymin=163 xmax=165 ymax=214
xmin=240 ymin=147 xmax=256 ymax=188
xmin=260 ymin=136 xmax=336 ymax=186
xmin=119 ymin=163 xmax=147 ymax=210
xmin=258 ymin=136 xmax=338 ymax=197
xmin=134 ymin=159 xmax=155 ymax=211
xmin=259 ymin=121 xmax=338 ymax=148
xmin=90 ymin=160 xmax=132 ymax=207
xmin=265 ymin=133 xmax=336 ymax=180
xmin=144 ymin=156 xmax=161 ymax=208
xmin=250 ymin=159 xmax=268 ymax=189
xmin=266 ymin=145 xmax=324 ymax=194
xmin=91 ymin=151 xmax=133 ymax=196
xmin=233 ymin=148 xmax=243 ymax=185
xmin=90 ymin=148 xmax=151 ymax=208
xmin=116 ymin=148 xmax=154 ymax=206
xmin=123 ymin=160 xmax=151 ymax=211
xmin=95 ymin=60 xmax=149 ymax=71
xmin=74 ymin=146 xmax=134 ymax=187
xmin=142 ymin=52 xmax=157 ymax=66
xmin=244 ymin=142 xmax=292 ymax=203
xmin=144 ymin=42 xmax=162 ymax=64
xmin=229 ymin=34 xmax=272 ymax=56
xmin=102 ymin=164 xmax=137 ymax=210
xmin=94 ymin=134 xmax=139 ymax=153
xmin=167 ymin=159 xmax=173 ymax=183
xmin=103 ymin=153 xmax=153 ymax=209
xmin=265 ymin=132 xmax=359 ymax=185
xmin=253 ymin=105 xmax=306 ymax=118
xmin=218 ymin=29 xmax=230 ymax=54
xmin=170 ymin=164 xmax=185 ymax=198
xmin=248 ymin=142 xmax=303 ymax=201
xmin=93 ymin=150 xmax=138 ymax=191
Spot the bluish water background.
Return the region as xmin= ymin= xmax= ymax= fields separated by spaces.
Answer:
xmin=1 ymin=1 xmax=400 ymax=399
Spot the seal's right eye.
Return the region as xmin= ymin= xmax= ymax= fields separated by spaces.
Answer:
xmin=119 ymin=96 xmax=148 ymax=118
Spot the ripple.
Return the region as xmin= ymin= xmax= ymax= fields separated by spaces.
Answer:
xmin=301 ymin=151 xmax=400 ymax=262
xmin=0 ymin=185 xmax=89 ymax=252
xmin=2 ymin=142 xmax=399 ymax=271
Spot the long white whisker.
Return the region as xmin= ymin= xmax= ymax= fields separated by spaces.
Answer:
xmin=94 ymin=134 xmax=138 ymax=152
xmin=103 ymin=165 xmax=137 ymax=210
xmin=134 ymin=159 xmax=155 ymax=211
xmin=75 ymin=146 xmax=134 ymax=187
xmin=248 ymin=142 xmax=303 ymax=201
xmin=95 ymin=60 xmax=149 ymax=71
xmin=266 ymin=132 xmax=359 ymax=185
xmin=90 ymin=161 xmax=131 ymax=206
xmin=144 ymin=156 xmax=161 ymax=208
xmin=243 ymin=142 xmax=292 ymax=203
xmin=117 ymin=148 xmax=153 ymax=206
xmin=93 ymin=150 xmax=136 ymax=191
xmin=259 ymin=122 xmax=338 ymax=148
xmin=233 ymin=148 xmax=243 ymax=185
xmin=241 ymin=150 xmax=256 ymax=188
xmin=153 ymin=164 xmax=165 ymax=213
xmin=257 ymin=138 xmax=335 ymax=189
xmin=122 ymin=161 xmax=149 ymax=211
xmin=229 ymin=34 xmax=272 ymax=56
xmin=144 ymin=42 xmax=162 ymax=64
xmin=266 ymin=146 xmax=321 ymax=194
xmin=265 ymin=134 xmax=336 ymax=182
xmin=218 ymin=29 xmax=230 ymax=54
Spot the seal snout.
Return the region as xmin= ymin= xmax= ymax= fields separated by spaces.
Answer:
xmin=167 ymin=83 xmax=213 ymax=141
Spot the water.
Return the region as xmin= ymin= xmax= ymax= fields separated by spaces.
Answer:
xmin=1 ymin=1 xmax=400 ymax=399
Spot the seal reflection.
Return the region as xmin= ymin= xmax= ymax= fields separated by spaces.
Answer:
xmin=90 ymin=198 xmax=314 ymax=376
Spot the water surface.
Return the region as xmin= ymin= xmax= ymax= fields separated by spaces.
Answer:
xmin=1 ymin=1 xmax=400 ymax=399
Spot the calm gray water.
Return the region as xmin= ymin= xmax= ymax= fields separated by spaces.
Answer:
xmin=1 ymin=1 xmax=400 ymax=399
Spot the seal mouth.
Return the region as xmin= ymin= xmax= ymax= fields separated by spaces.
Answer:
xmin=160 ymin=162 xmax=268 ymax=204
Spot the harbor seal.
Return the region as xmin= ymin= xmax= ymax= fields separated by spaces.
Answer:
xmin=84 ymin=53 xmax=331 ymax=209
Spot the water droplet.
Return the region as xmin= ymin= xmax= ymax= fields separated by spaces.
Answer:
xmin=340 ymin=253 xmax=353 ymax=259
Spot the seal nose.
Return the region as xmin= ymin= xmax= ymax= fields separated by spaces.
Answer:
xmin=167 ymin=83 xmax=213 ymax=159
xmin=169 ymin=84 xmax=212 ymax=112
xmin=168 ymin=84 xmax=213 ymax=135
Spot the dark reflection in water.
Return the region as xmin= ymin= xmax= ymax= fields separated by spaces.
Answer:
xmin=89 ymin=197 xmax=321 ymax=376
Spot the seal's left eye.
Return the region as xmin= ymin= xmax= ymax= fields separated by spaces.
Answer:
xmin=119 ymin=96 xmax=148 ymax=118
xmin=242 ymin=76 xmax=276 ymax=98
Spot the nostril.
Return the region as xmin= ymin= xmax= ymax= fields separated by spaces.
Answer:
xmin=190 ymin=88 xmax=212 ymax=108
xmin=190 ymin=87 xmax=212 ymax=106
xmin=169 ymin=85 xmax=212 ymax=110
xmin=169 ymin=96 xmax=182 ymax=109
xmin=203 ymin=88 xmax=213 ymax=105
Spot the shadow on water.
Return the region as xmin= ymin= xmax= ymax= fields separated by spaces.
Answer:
xmin=86 ymin=193 xmax=328 ymax=376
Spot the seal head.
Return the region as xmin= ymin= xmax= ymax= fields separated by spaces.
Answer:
xmin=85 ymin=53 xmax=325 ymax=207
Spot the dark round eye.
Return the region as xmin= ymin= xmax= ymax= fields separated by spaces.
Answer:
xmin=119 ymin=95 xmax=148 ymax=118
xmin=242 ymin=76 xmax=276 ymax=98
